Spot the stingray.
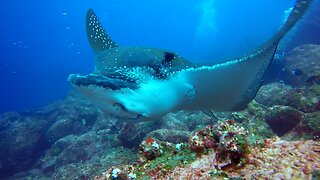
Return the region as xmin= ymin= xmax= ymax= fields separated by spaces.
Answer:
xmin=69 ymin=0 xmax=312 ymax=120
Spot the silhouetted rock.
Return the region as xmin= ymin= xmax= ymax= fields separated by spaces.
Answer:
xmin=43 ymin=92 xmax=99 ymax=143
xmin=265 ymin=106 xmax=303 ymax=137
xmin=0 ymin=112 xmax=51 ymax=178
xmin=282 ymin=111 xmax=320 ymax=141
xmin=39 ymin=130 xmax=115 ymax=176
xmin=117 ymin=121 xmax=159 ymax=148
xmin=0 ymin=91 xmax=101 ymax=178
xmin=283 ymin=44 xmax=320 ymax=86
xmin=48 ymin=146 xmax=137 ymax=179
xmin=10 ymin=169 xmax=48 ymax=180
xmin=0 ymin=112 xmax=23 ymax=131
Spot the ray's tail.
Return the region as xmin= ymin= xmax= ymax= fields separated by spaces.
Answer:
xmin=210 ymin=0 xmax=314 ymax=111
xmin=267 ymin=0 xmax=312 ymax=47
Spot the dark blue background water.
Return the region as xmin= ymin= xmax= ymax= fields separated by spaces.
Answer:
xmin=1 ymin=0 xmax=315 ymax=113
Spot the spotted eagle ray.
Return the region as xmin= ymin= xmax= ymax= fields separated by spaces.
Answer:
xmin=69 ymin=0 xmax=312 ymax=120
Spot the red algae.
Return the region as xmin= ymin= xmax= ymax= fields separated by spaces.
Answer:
xmin=145 ymin=137 xmax=154 ymax=144
xmin=95 ymin=122 xmax=319 ymax=179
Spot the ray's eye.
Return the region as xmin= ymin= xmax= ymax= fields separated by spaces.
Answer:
xmin=162 ymin=52 xmax=175 ymax=65
xmin=292 ymin=69 xmax=303 ymax=76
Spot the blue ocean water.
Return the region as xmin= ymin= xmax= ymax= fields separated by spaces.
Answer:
xmin=0 ymin=0 xmax=308 ymax=113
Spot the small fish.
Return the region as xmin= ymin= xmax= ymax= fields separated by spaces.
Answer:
xmin=69 ymin=0 xmax=313 ymax=120
xmin=292 ymin=68 xmax=303 ymax=76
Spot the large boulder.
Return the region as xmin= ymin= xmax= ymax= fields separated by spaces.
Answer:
xmin=37 ymin=129 xmax=136 ymax=179
xmin=265 ymin=106 xmax=304 ymax=137
xmin=38 ymin=130 xmax=114 ymax=175
xmin=117 ymin=121 xmax=159 ymax=148
xmin=283 ymin=44 xmax=320 ymax=86
xmin=0 ymin=112 xmax=51 ymax=178
xmin=282 ymin=111 xmax=320 ymax=141
xmin=146 ymin=129 xmax=191 ymax=143
xmin=255 ymin=83 xmax=293 ymax=106
xmin=162 ymin=111 xmax=215 ymax=132
xmin=256 ymin=83 xmax=320 ymax=113
xmin=0 ymin=91 xmax=101 ymax=178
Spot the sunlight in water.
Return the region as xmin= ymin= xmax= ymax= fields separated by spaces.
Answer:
xmin=196 ymin=0 xmax=218 ymax=38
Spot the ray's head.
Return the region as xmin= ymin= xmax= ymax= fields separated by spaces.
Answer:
xmin=68 ymin=64 xmax=191 ymax=121
xmin=68 ymin=8 xmax=193 ymax=120
xmin=68 ymin=66 xmax=156 ymax=120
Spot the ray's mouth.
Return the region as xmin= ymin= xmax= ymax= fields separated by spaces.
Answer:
xmin=68 ymin=74 xmax=149 ymax=121
xmin=68 ymin=73 xmax=138 ymax=90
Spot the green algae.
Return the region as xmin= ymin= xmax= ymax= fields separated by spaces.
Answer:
xmin=135 ymin=143 xmax=196 ymax=178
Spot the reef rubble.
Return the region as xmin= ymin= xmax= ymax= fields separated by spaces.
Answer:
xmin=96 ymin=123 xmax=319 ymax=180
xmin=165 ymin=138 xmax=320 ymax=179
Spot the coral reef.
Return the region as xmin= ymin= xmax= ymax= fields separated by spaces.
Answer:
xmin=166 ymin=138 xmax=320 ymax=179
xmin=96 ymin=138 xmax=196 ymax=179
xmin=95 ymin=124 xmax=319 ymax=179
xmin=97 ymin=120 xmax=250 ymax=179
xmin=189 ymin=120 xmax=249 ymax=168
xmin=1 ymin=42 xmax=320 ymax=179
xmin=139 ymin=137 xmax=163 ymax=160
xmin=0 ymin=91 xmax=219 ymax=179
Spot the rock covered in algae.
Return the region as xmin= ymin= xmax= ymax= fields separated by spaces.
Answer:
xmin=96 ymin=137 xmax=196 ymax=180
xmin=97 ymin=120 xmax=251 ymax=179
xmin=165 ymin=138 xmax=320 ymax=179
xmin=146 ymin=129 xmax=191 ymax=143
xmin=189 ymin=120 xmax=250 ymax=168
xmin=95 ymin=123 xmax=319 ymax=180
xmin=139 ymin=137 xmax=163 ymax=160
xmin=256 ymin=83 xmax=320 ymax=113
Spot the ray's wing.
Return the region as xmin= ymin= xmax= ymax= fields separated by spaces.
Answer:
xmin=177 ymin=0 xmax=313 ymax=112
